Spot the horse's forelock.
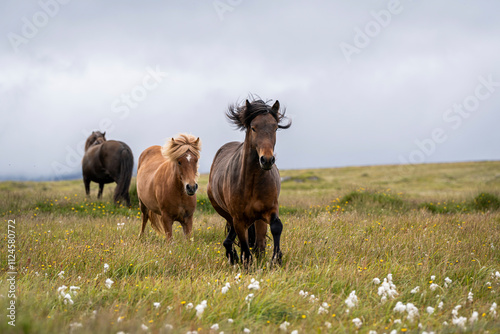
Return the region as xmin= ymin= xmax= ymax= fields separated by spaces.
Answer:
xmin=161 ymin=134 xmax=201 ymax=162
xmin=226 ymin=98 xmax=291 ymax=130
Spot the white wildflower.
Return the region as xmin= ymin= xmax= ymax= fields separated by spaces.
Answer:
xmin=248 ymin=278 xmax=260 ymax=290
xmin=235 ymin=273 xmax=242 ymax=281
xmin=221 ymin=283 xmax=230 ymax=294
xmin=378 ymin=274 xmax=398 ymax=302
xmin=369 ymin=331 xmax=377 ymax=334
xmin=490 ymin=302 xmax=497 ymax=317
xmin=69 ymin=286 xmax=80 ymax=296
xmin=63 ymin=293 xmax=73 ymax=305
xmin=431 ymin=275 xmax=436 ymax=281
xmin=352 ymin=318 xmax=362 ymax=329
xmin=390 ymin=330 xmax=398 ymax=334
xmin=406 ymin=303 xmax=419 ymax=322
xmin=164 ymin=324 xmax=173 ymax=330
xmin=345 ymin=290 xmax=358 ymax=309
xmin=438 ymin=301 xmax=444 ymax=309
xmin=186 ymin=303 xmax=193 ymax=309
xmin=245 ymin=293 xmax=254 ymax=304
xmin=153 ymin=302 xmax=160 ymax=309
xmin=318 ymin=305 xmax=328 ymax=314
xmin=469 ymin=311 xmax=478 ymax=324
xmin=104 ymin=263 xmax=109 ymax=273
xmin=411 ymin=286 xmax=420 ymax=294
xmin=427 ymin=306 xmax=435 ymax=315
xmin=373 ymin=278 xmax=381 ymax=284
xmin=117 ymin=316 xmax=124 ymax=323
xmin=291 ymin=331 xmax=298 ymax=334
xmin=444 ymin=277 xmax=452 ymax=288
xmin=279 ymin=321 xmax=290 ymax=331
xmin=452 ymin=316 xmax=467 ymax=329
xmin=69 ymin=322 xmax=82 ymax=332
xmin=442 ymin=321 xmax=448 ymax=326
xmin=227 ymin=319 xmax=234 ymax=323
xmin=324 ymin=322 xmax=332 ymax=329
xmin=58 ymin=271 xmax=65 ymax=279
xmin=467 ymin=290 xmax=473 ymax=303
xmin=309 ymin=294 xmax=319 ymax=303
xmin=495 ymin=271 xmax=500 ymax=279
xmin=243 ymin=329 xmax=250 ymax=333
xmin=57 ymin=285 xmax=68 ymax=298
xmin=299 ymin=290 xmax=308 ymax=298
xmin=394 ymin=302 xmax=406 ymax=313
xmin=210 ymin=323 xmax=219 ymax=330
xmin=429 ymin=283 xmax=439 ymax=291
xmin=105 ymin=278 xmax=114 ymax=289
xmin=195 ymin=300 xmax=207 ymax=319
xmin=394 ymin=319 xmax=401 ymax=324
xmin=141 ymin=324 xmax=148 ymax=331
xmin=452 ymin=305 xmax=462 ymax=317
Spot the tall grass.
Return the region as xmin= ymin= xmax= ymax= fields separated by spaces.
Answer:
xmin=1 ymin=161 xmax=500 ymax=333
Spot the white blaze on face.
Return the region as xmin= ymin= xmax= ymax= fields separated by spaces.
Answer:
xmin=186 ymin=154 xmax=192 ymax=162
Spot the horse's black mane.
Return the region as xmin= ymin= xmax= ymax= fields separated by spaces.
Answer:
xmin=226 ymin=97 xmax=291 ymax=131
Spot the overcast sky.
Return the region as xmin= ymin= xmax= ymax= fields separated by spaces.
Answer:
xmin=1 ymin=0 xmax=499 ymax=180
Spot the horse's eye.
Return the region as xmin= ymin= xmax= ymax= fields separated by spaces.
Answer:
xmin=178 ymin=161 xmax=181 ymax=165
xmin=251 ymin=127 xmax=256 ymax=132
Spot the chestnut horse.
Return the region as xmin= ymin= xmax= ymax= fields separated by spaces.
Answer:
xmin=207 ymin=99 xmax=291 ymax=264
xmin=82 ymin=131 xmax=134 ymax=206
xmin=136 ymin=134 xmax=201 ymax=240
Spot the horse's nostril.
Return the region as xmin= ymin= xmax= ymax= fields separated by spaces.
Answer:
xmin=271 ymin=156 xmax=275 ymax=165
xmin=260 ymin=156 xmax=266 ymax=165
xmin=195 ymin=184 xmax=199 ymax=191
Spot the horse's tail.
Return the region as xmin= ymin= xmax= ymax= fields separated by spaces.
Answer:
xmin=114 ymin=146 xmax=134 ymax=207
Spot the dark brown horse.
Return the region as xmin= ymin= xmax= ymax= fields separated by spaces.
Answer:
xmin=207 ymin=99 xmax=291 ymax=265
xmin=136 ymin=134 xmax=201 ymax=240
xmin=82 ymin=131 xmax=134 ymax=206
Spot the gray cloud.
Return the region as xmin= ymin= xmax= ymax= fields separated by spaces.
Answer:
xmin=1 ymin=0 xmax=499 ymax=180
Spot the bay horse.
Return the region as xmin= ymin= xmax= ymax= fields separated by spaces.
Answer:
xmin=136 ymin=134 xmax=201 ymax=240
xmin=82 ymin=131 xmax=134 ymax=206
xmin=207 ymin=99 xmax=291 ymax=265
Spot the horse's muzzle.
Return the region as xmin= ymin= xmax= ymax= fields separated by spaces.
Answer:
xmin=259 ymin=155 xmax=275 ymax=171
xmin=186 ymin=183 xmax=198 ymax=196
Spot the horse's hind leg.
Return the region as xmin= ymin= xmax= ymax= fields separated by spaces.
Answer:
xmin=98 ymin=183 xmax=104 ymax=200
xmin=270 ymin=215 xmax=283 ymax=265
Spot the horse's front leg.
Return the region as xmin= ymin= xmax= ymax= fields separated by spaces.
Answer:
xmin=98 ymin=183 xmax=104 ymax=199
xmin=253 ymin=220 xmax=268 ymax=259
xmin=234 ymin=221 xmax=252 ymax=265
xmin=160 ymin=213 xmax=174 ymax=241
xmin=270 ymin=216 xmax=283 ymax=265
xmin=223 ymin=224 xmax=238 ymax=265
xmin=181 ymin=215 xmax=193 ymax=240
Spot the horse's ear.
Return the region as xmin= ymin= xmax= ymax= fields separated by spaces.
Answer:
xmin=246 ymin=99 xmax=252 ymax=110
xmin=195 ymin=137 xmax=200 ymax=145
xmin=272 ymin=100 xmax=280 ymax=112
xmin=103 ymin=132 xmax=106 ymax=137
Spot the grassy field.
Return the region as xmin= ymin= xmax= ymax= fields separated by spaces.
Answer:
xmin=1 ymin=161 xmax=500 ymax=333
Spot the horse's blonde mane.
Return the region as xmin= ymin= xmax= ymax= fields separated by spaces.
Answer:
xmin=161 ymin=134 xmax=201 ymax=162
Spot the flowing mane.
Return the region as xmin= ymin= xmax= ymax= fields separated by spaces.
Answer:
xmin=226 ymin=98 xmax=291 ymax=131
xmin=161 ymin=134 xmax=202 ymax=162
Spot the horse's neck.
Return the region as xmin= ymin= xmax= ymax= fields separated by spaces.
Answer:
xmin=239 ymin=141 xmax=263 ymax=189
